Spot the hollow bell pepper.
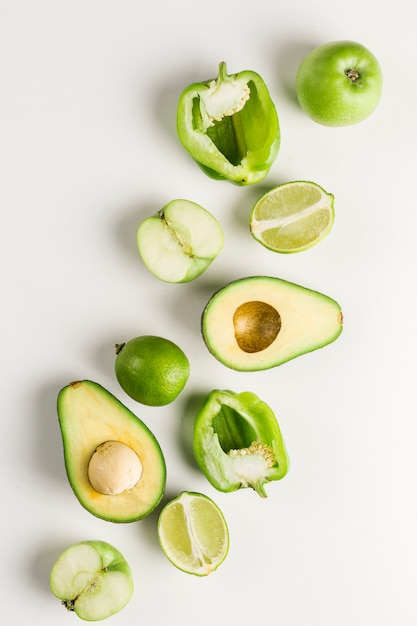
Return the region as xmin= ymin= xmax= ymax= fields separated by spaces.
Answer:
xmin=193 ymin=389 xmax=288 ymax=497
xmin=177 ymin=62 xmax=280 ymax=185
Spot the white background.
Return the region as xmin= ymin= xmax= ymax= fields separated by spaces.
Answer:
xmin=2 ymin=1 xmax=417 ymax=624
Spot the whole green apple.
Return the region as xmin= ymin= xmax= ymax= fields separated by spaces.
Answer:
xmin=296 ymin=40 xmax=383 ymax=126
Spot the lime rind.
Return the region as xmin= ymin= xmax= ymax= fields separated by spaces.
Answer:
xmin=250 ymin=180 xmax=335 ymax=253
xmin=157 ymin=491 xmax=229 ymax=576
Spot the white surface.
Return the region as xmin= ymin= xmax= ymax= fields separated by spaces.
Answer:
xmin=2 ymin=1 xmax=417 ymax=624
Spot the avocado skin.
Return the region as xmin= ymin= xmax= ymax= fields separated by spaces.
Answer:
xmin=201 ymin=276 xmax=343 ymax=371
xmin=57 ymin=380 xmax=166 ymax=523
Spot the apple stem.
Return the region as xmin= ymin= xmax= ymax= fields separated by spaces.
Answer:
xmin=345 ymin=69 xmax=360 ymax=83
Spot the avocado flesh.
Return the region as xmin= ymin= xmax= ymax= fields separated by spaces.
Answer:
xmin=202 ymin=276 xmax=343 ymax=371
xmin=57 ymin=380 xmax=166 ymax=523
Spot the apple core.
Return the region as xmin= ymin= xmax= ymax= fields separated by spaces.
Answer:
xmin=233 ymin=300 xmax=281 ymax=353
xmin=88 ymin=440 xmax=143 ymax=495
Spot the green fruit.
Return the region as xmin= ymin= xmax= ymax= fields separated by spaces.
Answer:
xmin=158 ymin=491 xmax=229 ymax=576
xmin=57 ymin=380 xmax=166 ymax=523
xmin=201 ymin=276 xmax=343 ymax=371
xmin=296 ymin=40 xmax=383 ymax=126
xmin=50 ymin=540 xmax=133 ymax=621
xmin=177 ymin=61 xmax=280 ymax=185
xmin=250 ymin=180 xmax=335 ymax=253
xmin=115 ymin=335 xmax=190 ymax=406
xmin=193 ymin=389 xmax=289 ymax=497
xmin=137 ymin=199 xmax=224 ymax=283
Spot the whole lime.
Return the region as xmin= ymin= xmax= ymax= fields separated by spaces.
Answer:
xmin=115 ymin=335 xmax=190 ymax=406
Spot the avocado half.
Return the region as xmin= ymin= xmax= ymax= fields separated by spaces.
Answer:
xmin=57 ymin=380 xmax=166 ymax=523
xmin=201 ymin=276 xmax=343 ymax=371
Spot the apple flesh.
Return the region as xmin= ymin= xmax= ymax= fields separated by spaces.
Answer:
xmin=50 ymin=540 xmax=134 ymax=621
xmin=296 ymin=40 xmax=383 ymax=126
xmin=137 ymin=199 xmax=224 ymax=283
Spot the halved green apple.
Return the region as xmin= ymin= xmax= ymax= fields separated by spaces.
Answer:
xmin=50 ymin=540 xmax=133 ymax=621
xmin=137 ymin=199 xmax=224 ymax=283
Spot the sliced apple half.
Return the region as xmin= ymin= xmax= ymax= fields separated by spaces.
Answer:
xmin=137 ymin=199 xmax=224 ymax=283
xmin=50 ymin=540 xmax=133 ymax=621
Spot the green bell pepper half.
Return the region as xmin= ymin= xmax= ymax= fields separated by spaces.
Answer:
xmin=193 ymin=389 xmax=289 ymax=497
xmin=177 ymin=62 xmax=280 ymax=185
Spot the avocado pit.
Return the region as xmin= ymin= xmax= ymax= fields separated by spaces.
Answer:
xmin=233 ymin=300 xmax=281 ymax=353
xmin=88 ymin=440 xmax=143 ymax=495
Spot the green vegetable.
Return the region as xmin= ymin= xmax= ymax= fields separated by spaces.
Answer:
xmin=193 ymin=389 xmax=288 ymax=497
xmin=177 ymin=62 xmax=280 ymax=185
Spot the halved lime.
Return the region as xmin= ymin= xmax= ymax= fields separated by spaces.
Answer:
xmin=158 ymin=491 xmax=229 ymax=576
xmin=250 ymin=180 xmax=334 ymax=253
